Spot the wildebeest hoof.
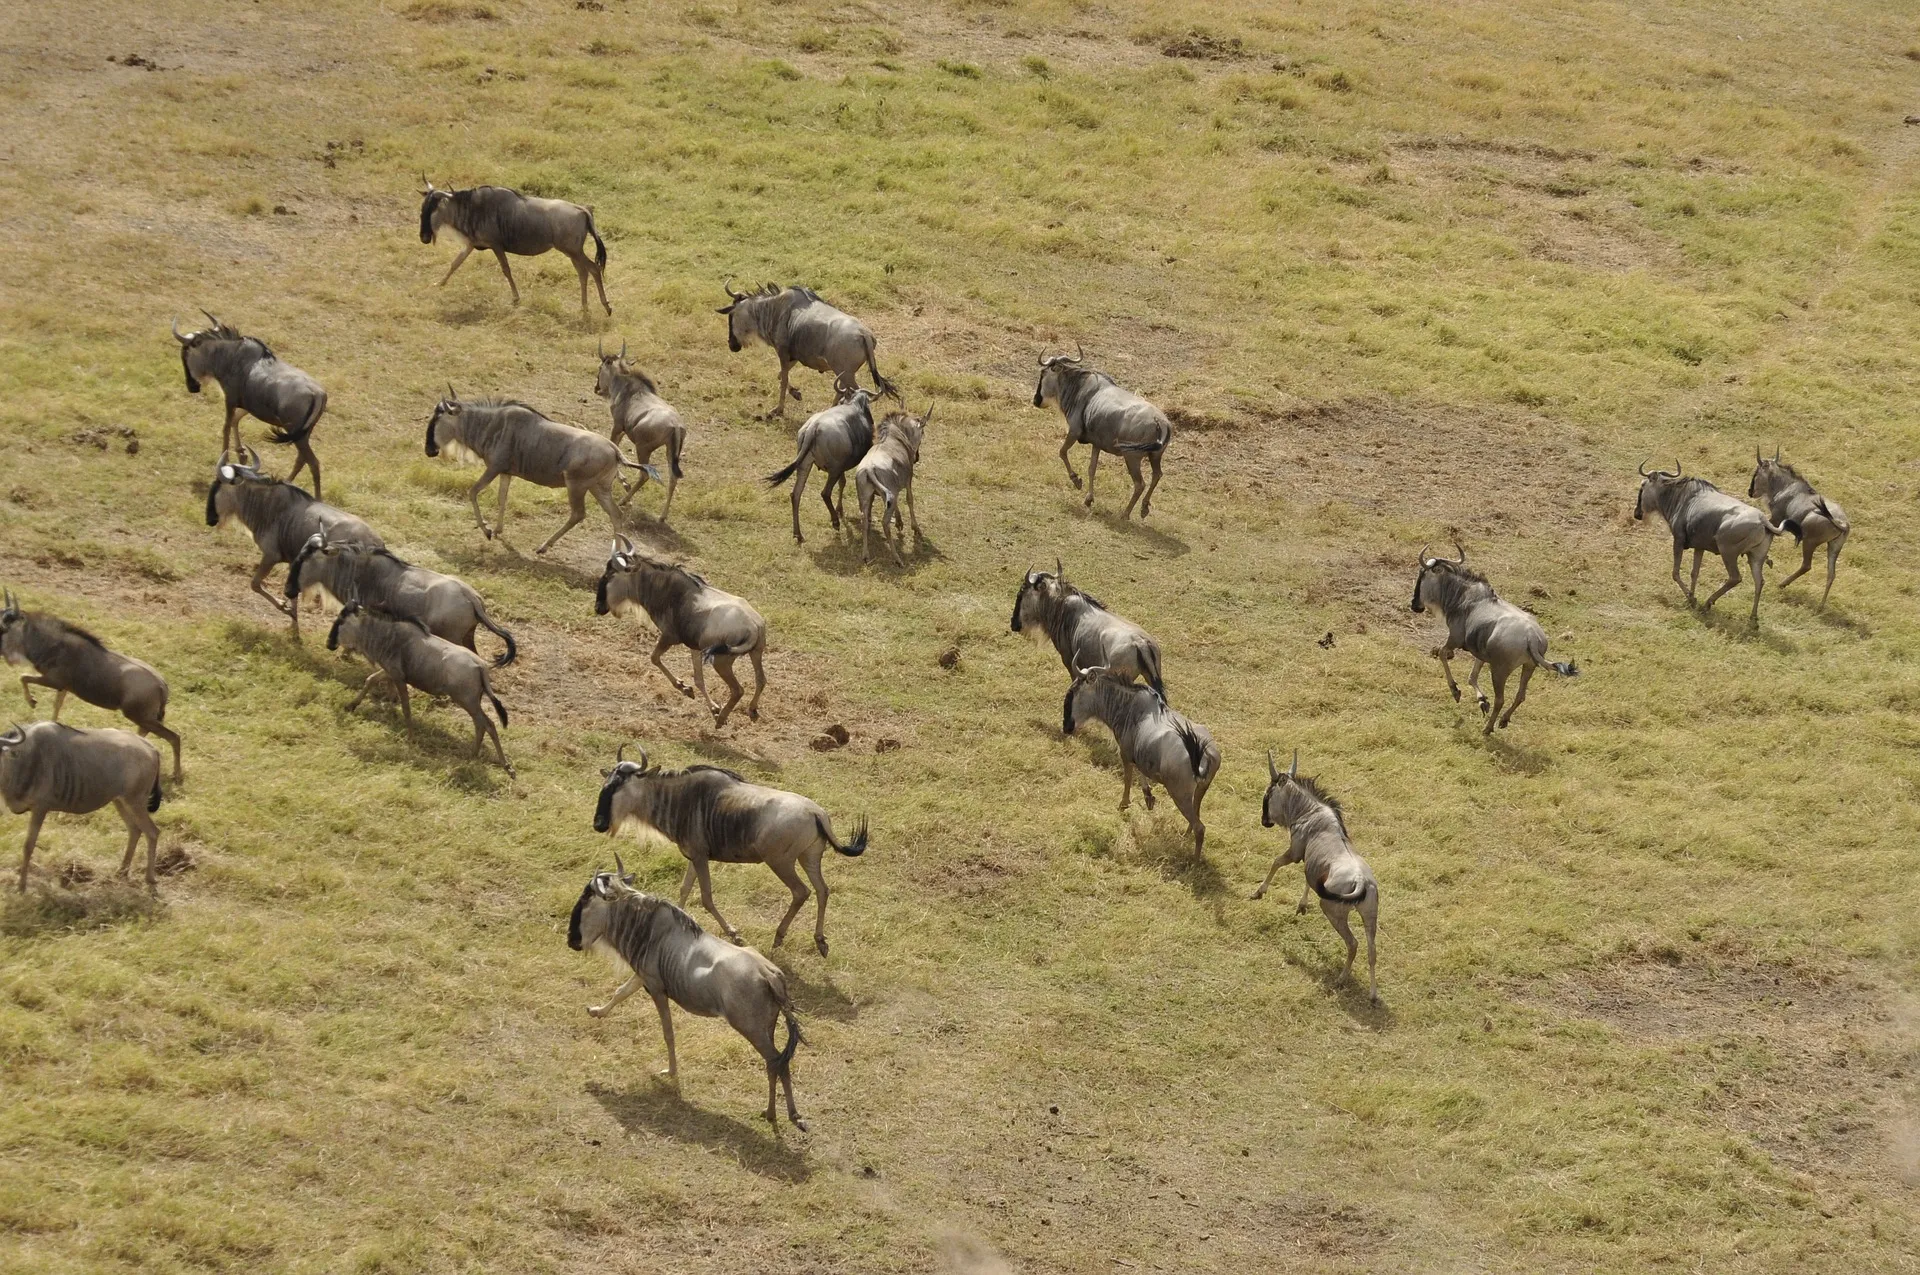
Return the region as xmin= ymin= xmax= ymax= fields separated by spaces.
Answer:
xmin=748 ymin=708 xmax=759 ymax=722
xmin=1295 ymin=902 xmax=1309 ymax=915
xmin=1068 ymin=474 xmax=1082 ymax=490
xmin=1476 ymin=699 xmax=1489 ymax=713
xmin=587 ymin=1004 xmax=607 ymax=1017
xmin=815 ymin=935 xmax=830 ymax=957
xmin=1449 ymin=687 xmax=1461 ymax=702
xmin=1083 ymin=495 xmax=1095 ymax=508
xmin=1250 ymin=888 xmax=1265 ymax=901
xmin=676 ymin=684 xmax=696 ymax=699
xmin=792 ymin=1117 xmax=810 ymax=1132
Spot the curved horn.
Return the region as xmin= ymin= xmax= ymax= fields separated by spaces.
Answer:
xmin=1267 ymin=749 xmax=1279 ymax=783
xmin=1074 ymin=341 xmax=1084 ymax=363
xmin=219 ymin=449 xmax=232 ymax=468
xmin=721 ymin=274 xmax=746 ymax=301
xmin=201 ymin=308 xmax=222 ymax=329
xmin=1037 ymin=350 xmax=1049 ymax=368
xmin=242 ymin=445 xmax=261 ymax=470
xmin=1417 ymin=543 xmax=1430 ymax=565
xmin=1287 ymin=750 xmax=1299 ymax=779
xmin=446 ymin=383 xmax=458 ymax=403
xmin=613 ymin=532 xmax=635 ymax=555
xmin=171 ymin=316 xmax=190 ymax=344
xmin=1638 ymin=460 xmax=1651 ymax=477
xmin=1674 ymin=458 xmax=1683 ymax=477
xmin=613 ymin=851 xmax=631 ymax=883
xmin=1755 ymin=445 xmax=1763 ymax=464
xmin=1055 ymin=556 xmax=1064 ymax=578
xmin=597 ymin=337 xmax=604 ymax=359
xmin=1774 ymin=445 xmax=1780 ymax=462
xmin=619 ymin=340 xmax=627 ymax=361
xmin=1453 ymin=539 xmax=1468 ymax=563
xmin=421 ymin=173 xmax=433 ymax=192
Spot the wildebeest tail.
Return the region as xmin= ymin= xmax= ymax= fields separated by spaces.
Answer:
xmin=147 ymin=779 xmax=163 ymax=813
xmin=476 ymin=605 xmax=517 ymax=667
xmin=765 ymin=439 xmax=813 ymax=488
xmin=668 ymin=425 xmax=686 ymax=480
xmin=1115 ymin=417 xmax=1173 ymax=454
xmin=818 ymin=813 xmax=868 ymax=857
xmin=702 ymin=636 xmax=757 ymax=663
xmin=1311 ymin=878 xmax=1372 ymax=905
xmin=269 ymin=394 xmax=326 ymax=446
xmin=585 ymin=207 xmax=607 ymax=269
xmin=776 ymin=1004 xmax=803 ymax=1074
xmin=865 ymin=336 xmax=897 ymax=399
xmin=1173 ymin=719 xmax=1211 ymax=779
xmin=1140 ymin=642 xmax=1166 ymax=698
xmin=484 ymin=677 xmax=509 ymax=727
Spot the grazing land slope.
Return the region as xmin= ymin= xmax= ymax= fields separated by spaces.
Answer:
xmin=1 ymin=1 xmax=1917 ymax=1271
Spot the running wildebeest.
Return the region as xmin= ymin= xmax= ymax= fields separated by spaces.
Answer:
xmin=326 ymin=601 xmax=513 ymax=774
xmin=1253 ymin=750 xmax=1380 ymax=1005
xmin=1062 ymin=667 xmax=1219 ymax=855
xmin=286 ymin=534 xmax=516 ymax=667
xmin=205 ymin=448 xmax=385 ymax=641
xmin=174 ymin=312 xmax=330 ymax=498
xmin=418 ymin=178 xmax=611 ymax=319
xmin=1 ymin=593 xmax=183 ymax=781
xmin=764 ymin=388 xmax=877 ymax=544
xmin=1749 ymin=448 xmax=1850 ymax=609
xmin=594 ymin=745 xmax=868 ymax=956
xmin=717 ymin=280 xmax=893 ymax=417
xmin=0 ymin=721 xmax=162 ymax=894
xmin=1032 ymin=346 xmax=1173 ymax=519
xmin=1410 ymin=545 xmax=1578 ymax=734
xmin=595 ymin=340 xmax=685 ymax=522
xmin=1633 ymin=461 xmax=1784 ymax=624
xmin=569 ymin=859 xmax=807 ymax=1128
xmin=594 ymin=537 xmax=767 ymax=727
xmin=1010 ymin=561 xmax=1165 ymax=694
xmin=854 ymin=405 xmax=929 ymax=565
xmin=425 ymin=389 xmax=634 ymax=554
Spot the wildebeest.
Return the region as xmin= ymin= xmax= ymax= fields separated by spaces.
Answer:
xmin=326 ymin=601 xmax=512 ymax=773
xmin=1010 ymin=562 xmax=1164 ymax=695
xmin=1749 ymin=449 xmax=1850 ymax=609
xmin=0 ymin=721 xmax=162 ymax=894
xmin=1633 ymin=461 xmax=1783 ymax=623
xmin=1253 ymin=750 xmax=1379 ymax=1005
xmin=1 ymin=593 xmax=183 ymax=781
xmin=173 ymin=313 xmax=330 ymax=498
xmin=1410 ymin=545 xmax=1578 ymax=734
xmin=569 ymin=860 xmax=807 ymax=1128
xmin=1032 ymin=347 xmax=1173 ymax=518
xmin=595 ymin=341 xmax=685 ymax=522
xmin=418 ymin=179 xmax=611 ymax=319
xmin=854 ymin=406 xmax=929 ymax=565
xmin=1061 ymin=668 xmax=1219 ymax=855
xmin=286 ymin=534 xmax=516 ymax=667
xmin=425 ymin=390 xmax=633 ymax=554
xmin=764 ymin=388 xmax=877 ymax=544
xmin=204 ymin=449 xmax=385 ymax=640
xmin=717 ymin=281 xmax=893 ymax=417
xmin=595 ymin=537 xmax=768 ymax=727
xmin=594 ymin=745 xmax=868 ymax=956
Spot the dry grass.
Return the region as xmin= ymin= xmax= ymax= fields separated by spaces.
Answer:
xmin=1 ymin=0 xmax=1918 ymax=1271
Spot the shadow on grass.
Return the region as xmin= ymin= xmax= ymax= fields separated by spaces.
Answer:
xmin=1138 ymin=826 xmax=1227 ymax=898
xmin=2 ymin=877 xmax=163 ymax=938
xmin=1276 ymin=939 xmax=1394 ymax=1030
xmin=1774 ymin=588 xmax=1869 ymax=636
xmin=805 ymin=526 xmax=945 ymax=577
xmin=1477 ymin=731 xmax=1551 ymax=776
xmin=585 ymin=1080 xmax=810 ymax=1182
xmin=1693 ymin=602 xmax=1799 ymax=653
xmin=685 ymin=733 xmax=783 ymax=772
xmin=439 ymin=544 xmax=599 ymax=592
xmin=1089 ymin=508 xmax=1190 ymax=557
xmin=785 ymin=968 xmax=860 ymax=1023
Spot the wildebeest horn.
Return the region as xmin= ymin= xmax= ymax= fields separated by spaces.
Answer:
xmin=613 ymin=851 xmax=632 ymax=884
xmin=171 ymin=316 xmax=190 ymax=344
xmin=1638 ymin=460 xmax=1652 ymax=477
xmin=619 ymin=340 xmax=627 ymax=361
xmin=1773 ymin=445 xmax=1780 ymax=462
xmin=242 ymin=445 xmax=261 ymax=470
xmin=201 ymin=308 xmax=221 ymax=328
xmin=1674 ymin=458 xmax=1682 ymax=477
xmin=613 ymin=533 xmax=635 ymax=555
xmin=1287 ymin=749 xmax=1299 ymax=779
xmin=1453 ymin=539 xmax=1468 ymax=563
xmin=721 ymin=274 xmax=746 ymax=301
xmin=0 ymin=724 xmax=22 ymax=746
xmin=1055 ymin=556 xmax=1064 ymax=578
xmin=446 ymin=382 xmax=458 ymax=403
xmin=1267 ymin=749 xmax=1279 ymax=783
xmin=597 ymin=337 xmax=604 ymax=359
xmin=421 ymin=174 xmax=433 ymax=192
xmin=1074 ymin=341 xmax=1085 ymax=363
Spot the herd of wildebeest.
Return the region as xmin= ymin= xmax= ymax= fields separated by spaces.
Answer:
xmin=0 ymin=181 xmax=1856 ymax=1128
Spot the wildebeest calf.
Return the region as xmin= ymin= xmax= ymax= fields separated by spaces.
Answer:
xmin=569 ymin=861 xmax=807 ymax=1128
xmin=1749 ymin=449 xmax=1850 ymax=609
xmin=1409 ymin=545 xmax=1577 ymax=734
xmin=854 ymin=406 xmax=929 ymax=565
xmin=764 ymin=388 xmax=877 ymax=544
xmin=327 ymin=602 xmax=512 ymax=774
xmin=1062 ymin=668 xmax=1219 ymax=856
xmin=0 ymin=721 xmax=163 ymax=894
xmin=595 ymin=537 xmax=767 ymax=727
xmin=595 ymin=341 xmax=686 ymax=522
xmin=1253 ymin=750 xmax=1379 ymax=1005
xmin=1 ymin=592 xmax=182 ymax=781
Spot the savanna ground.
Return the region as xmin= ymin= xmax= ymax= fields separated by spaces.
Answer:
xmin=1 ymin=0 xmax=1917 ymax=1270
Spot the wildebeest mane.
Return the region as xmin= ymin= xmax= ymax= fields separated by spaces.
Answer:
xmin=22 ymin=614 xmax=105 ymax=657
xmin=1422 ymin=563 xmax=1496 ymax=614
xmin=1291 ymin=774 xmax=1346 ymax=831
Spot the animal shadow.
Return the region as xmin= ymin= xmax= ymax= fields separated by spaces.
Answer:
xmin=1692 ymin=603 xmax=1798 ymax=653
xmin=440 ymin=544 xmax=598 ymax=592
xmin=784 ymin=968 xmax=860 ymax=1023
xmin=1777 ymin=591 xmax=1870 ymax=636
xmin=1090 ymin=508 xmax=1190 ymax=557
xmin=2 ymin=877 xmax=164 ymax=938
xmin=585 ymin=1081 xmax=811 ymax=1182
xmin=1134 ymin=826 xmax=1227 ymax=898
xmin=804 ymin=529 xmax=941 ymax=577
xmin=1477 ymin=732 xmax=1549 ymax=776
xmin=686 ymin=734 xmax=781 ymax=772
xmin=1276 ymin=940 xmax=1393 ymax=1029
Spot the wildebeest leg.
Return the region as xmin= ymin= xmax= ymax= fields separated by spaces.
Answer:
xmin=139 ymin=720 xmax=184 ymax=782
xmin=768 ymin=857 xmax=809 ymax=949
xmin=346 ymin=670 xmax=385 ymax=712
xmin=859 ymin=485 xmax=877 ymax=563
xmin=1747 ymin=546 xmax=1765 ymax=623
xmin=709 ymin=654 xmax=745 ymax=727
xmin=1702 ymin=551 xmax=1742 ymax=612
xmin=590 ymin=253 xmax=612 ymax=316
xmin=464 ymin=467 xmax=503 ymax=538
xmin=1119 ymin=759 xmax=1134 ymax=811
xmin=569 ymin=251 xmax=592 ymax=321
xmin=589 ymin=483 xmax=623 ymax=537
xmin=535 ymin=487 xmax=588 ymax=555
xmin=1250 ymin=854 xmax=1291 ymax=901
xmin=1819 ymin=538 xmax=1843 ymax=609
xmin=787 ymin=456 xmax=814 ymax=543
xmin=396 ymin=683 xmax=414 ymax=736
xmin=1669 ymin=542 xmax=1689 ymax=603
xmin=904 ymin=481 xmax=920 ymax=540
xmin=1140 ymin=451 xmax=1164 ymax=518
xmin=1295 ymin=881 xmax=1314 ymax=915
xmin=1059 ymin=437 xmax=1082 ymax=490
xmin=118 ymin=796 xmax=160 ymax=894
xmin=1687 ymin=548 xmax=1706 ymax=605
xmin=1778 ymin=539 xmax=1814 ymax=590
xmin=803 ymin=849 xmax=831 ymax=956
xmin=1172 ymin=785 xmax=1205 ymax=856
xmin=491 ymin=249 xmax=520 ymax=306
xmin=248 ymin=558 xmax=292 ymax=618
xmin=586 ymin=972 xmax=643 ymax=1018
xmin=676 ymin=861 xmax=696 ymax=907
xmin=1499 ymin=664 xmax=1534 ymax=730
xmin=690 ymin=654 xmax=724 ymax=724
xmin=771 ymin=359 xmax=796 ymax=418
xmin=1432 ymin=646 xmax=1462 ymax=702
xmin=691 ymin=858 xmax=742 ymax=943
xmin=223 ymin=404 xmax=243 ymax=455
xmin=439 ymin=245 xmax=474 ymax=285
xmin=16 ymin=808 xmax=46 ymax=892
xmin=1323 ymin=900 xmax=1360 ymax=986
xmin=289 ymin=439 xmax=322 ymax=502
xmin=1121 ymin=454 xmax=1146 ymax=519
xmin=650 ymin=635 xmax=696 ymax=699
xmin=1083 ymin=448 xmax=1101 ymax=509
xmin=1482 ymin=665 xmax=1510 ymax=736
xmin=1466 ymin=658 xmax=1489 ymax=713
xmin=50 ymin=688 xmax=68 ymax=720
xmin=651 ymin=992 xmax=679 ymax=1081
xmin=1357 ymin=889 xmax=1379 ymax=1003
xmin=829 ymin=472 xmax=849 ymax=530
xmin=745 ymin=647 xmax=766 ymax=723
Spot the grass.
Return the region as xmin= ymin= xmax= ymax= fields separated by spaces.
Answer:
xmin=2 ymin=0 xmax=1919 ymax=1271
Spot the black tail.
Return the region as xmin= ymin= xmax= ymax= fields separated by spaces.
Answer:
xmin=775 ymin=1004 xmax=803 ymax=1074
xmin=668 ymin=427 xmax=685 ymax=480
xmin=1141 ymin=643 xmax=1166 ymax=698
xmin=1114 ymin=418 xmax=1172 ymax=454
xmin=1781 ymin=517 xmax=1804 ymax=543
xmin=1312 ymin=878 xmax=1371 ymax=905
xmin=486 ymin=685 xmax=509 ymax=728
xmin=475 ymin=606 xmax=517 ymax=668
xmin=1543 ymin=659 xmax=1579 ymax=677
xmin=818 ymin=814 xmax=868 ymax=857
xmin=703 ymin=638 xmax=755 ymax=664
xmin=765 ymin=439 xmax=812 ymax=488
xmin=147 ymin=779 xmax=163 ymax=813
xmin=586 ymin=209 xmax=607 ymax=269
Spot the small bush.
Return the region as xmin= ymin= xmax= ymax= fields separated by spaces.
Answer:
xmin=1021 ymin=55 xmax=1050 ymax=79
xmin=937 ymin=59 xmax=982 ymax=79
xmin=761 ymin=59 xmax=803 ymax=81
xmin=793 ymin=27 xmax=833 ymax=53
xmin=1312 ymin=68 xmax=1353 ymax=93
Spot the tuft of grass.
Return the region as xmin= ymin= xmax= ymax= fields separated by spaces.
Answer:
xmin=936 ymin=59 xmax=983 ymax=79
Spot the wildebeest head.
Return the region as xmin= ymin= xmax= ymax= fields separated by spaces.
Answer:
xmin=1060 ymin=663 xmax=1112 ymax=736
xmin=567 ymin=856 xmax=638 ymax=951
xmin=1033 ymin=345 xmax=1086 ymax=409
xmin=204 ymin=447 xmax=269 ymax=527
xmin=324 ymin=598 xmax=363 ymax=652
xmin=717 ymin=278 xmax=780 ymax=353
xmin=1010 ymin=558 xmax=1067 ymax=634
xmin=593 ymin=744 xmax=654 ymax=833
xmin=1748 ymin=446 xmax=1791 ymax=501
xmin=173 ymin=310 xmax=240 ymax=393
xmin=1259 ymin=748 xmax=1343 ymax=831
xmin=593 ymin=338 xmax=655 ymax=402
xmin=419 ymin=179 xmax=455 ymax=245
xmin=1633 ymin=459 xmax=1684 ymax=521
xmin=425 ymin=387 xmax=463 ymax=457
xmin=0 ymin=591 xmax=25 ymax=665
xmin=1410 ymin=541 xmax=1470 ymax=612
xmin=876 ymin=404 xmax=930 ymax=463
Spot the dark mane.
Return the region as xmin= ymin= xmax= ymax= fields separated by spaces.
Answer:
xmin=467 ymin=396 xmax=542 ymax=413
xmin=679 ymin=764 xmax=745 ymax=782
xmin=613 ymin=887 xmax=705 ymax=937
xmin=1293 ymin=774 xmax=1346 ymax=830
xmin=788 ymin=286 xmax=822 ymax=305
xmin=33 ymin=615 xmax=105 ymax=650
xmin=359 ymin=604 xmax=431 ymax=634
